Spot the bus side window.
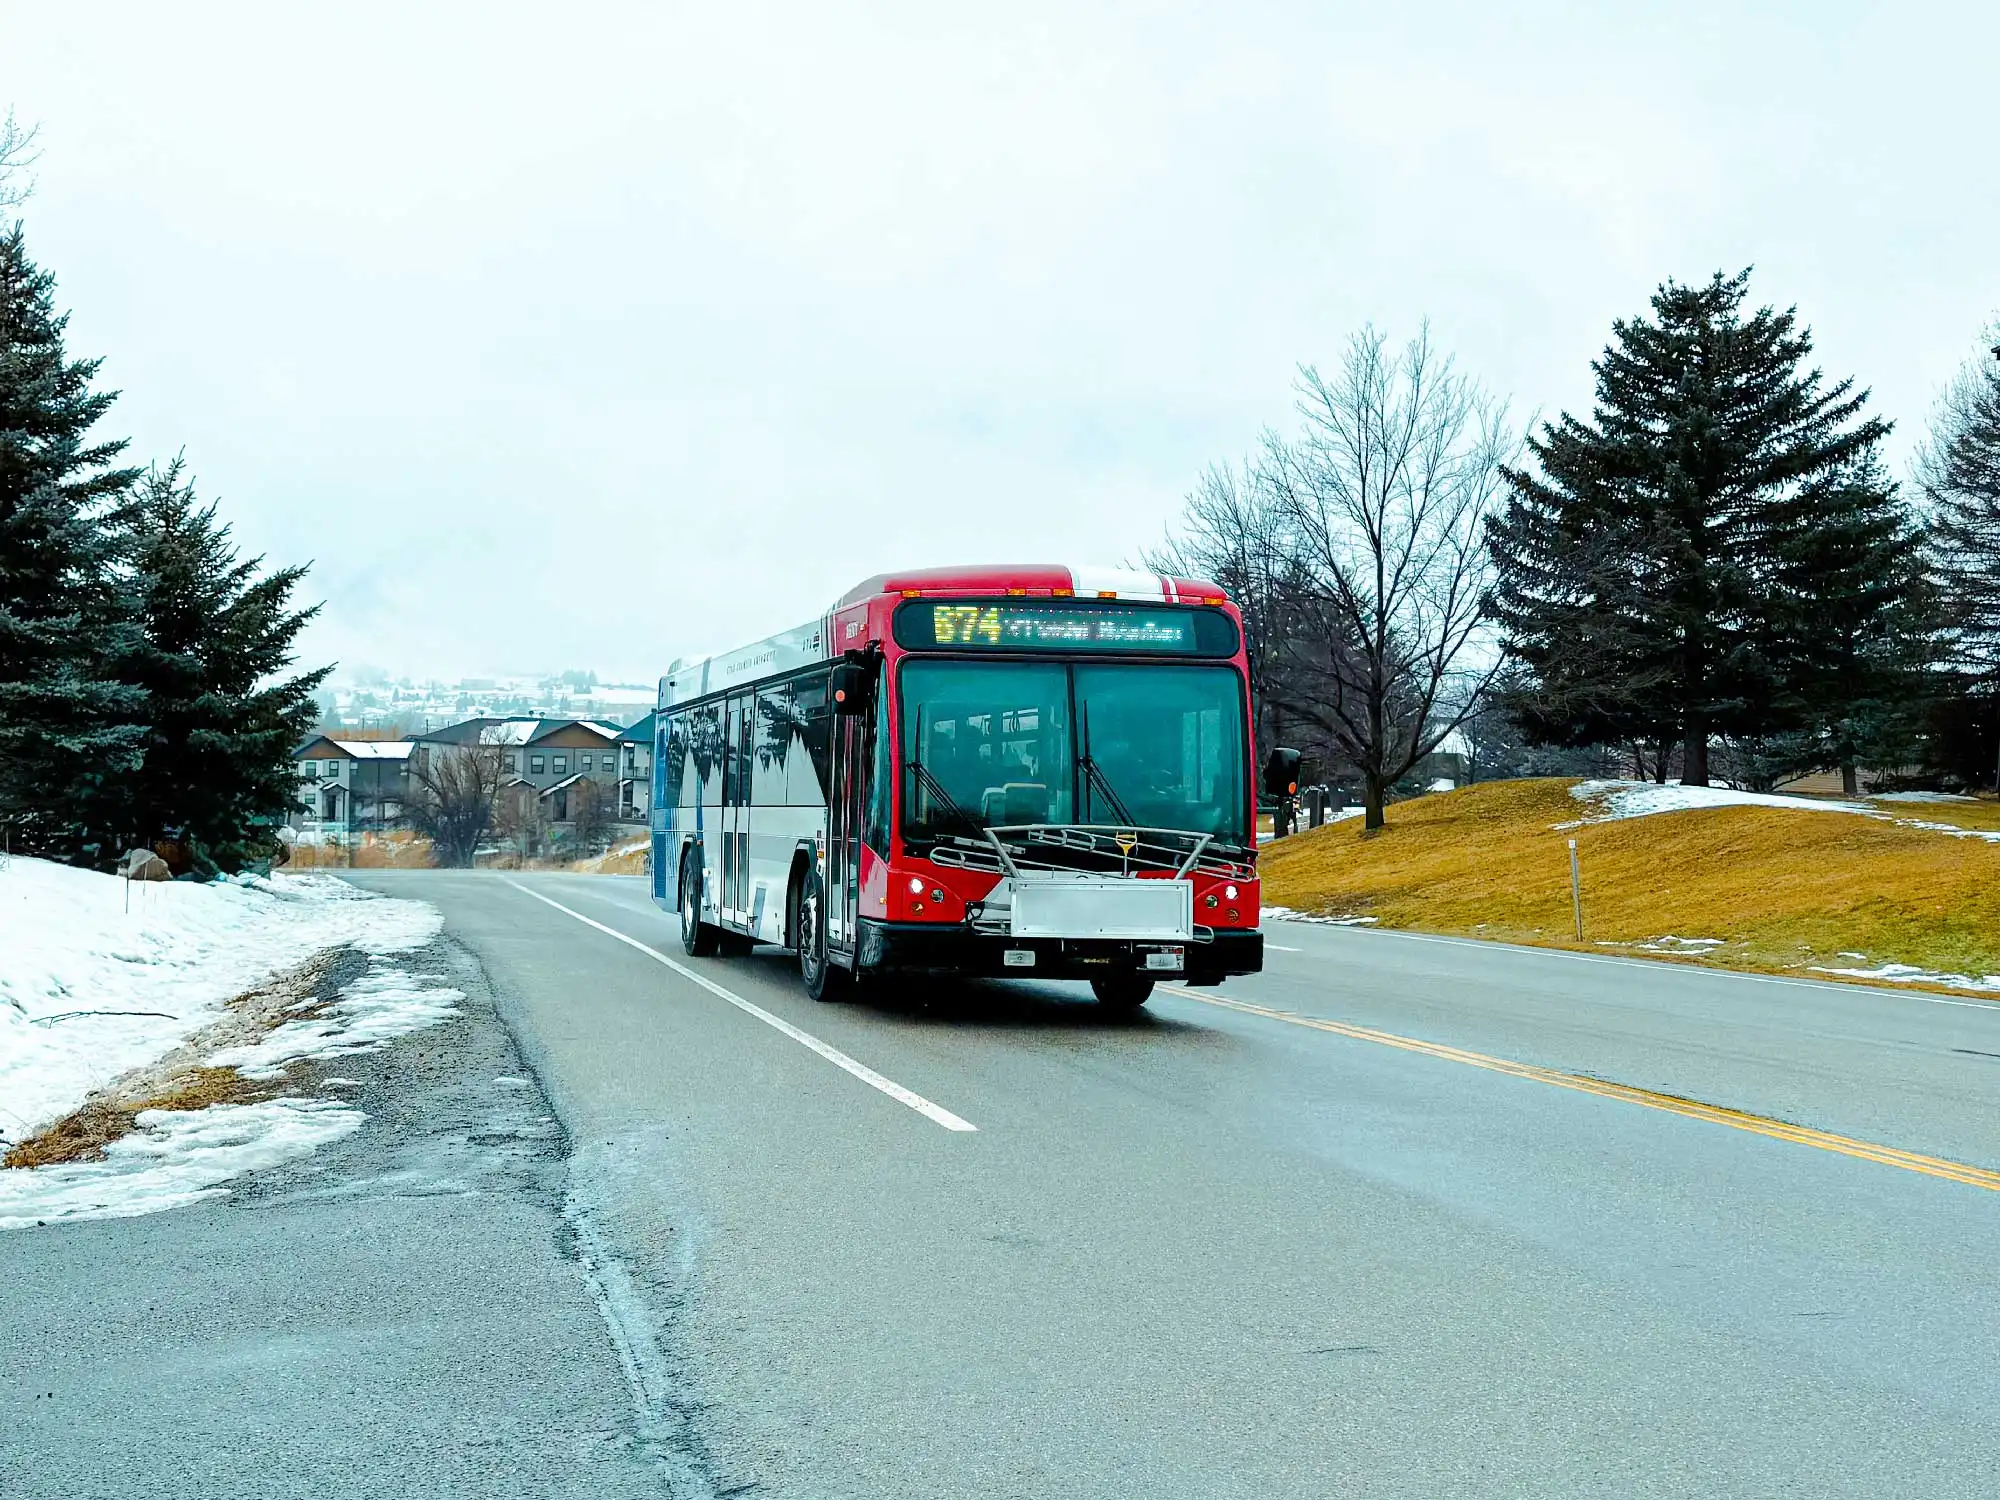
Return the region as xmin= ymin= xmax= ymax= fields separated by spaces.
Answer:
xmin=666 ymin=711 xmax=693 ymax=810
xmin=794 ymin=675 xmax=832 ymax=807
xmin=695 ymin=701 xmax=725 ymax=806
xmin=754 ymin=683 xmax=794 ymax=804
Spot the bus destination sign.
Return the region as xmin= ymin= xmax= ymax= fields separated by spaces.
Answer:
xmin=894 ymin=599 xmax=1238 ymax=656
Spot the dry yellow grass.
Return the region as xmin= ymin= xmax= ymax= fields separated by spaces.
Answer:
xmin=1260 ymin=778 xmax=2000 ymax=994
xmin=3 ymin=1068 xmax=272 ymax=1169
xmin=286 ymin=832 xmax=436 ymax=870
xmin=567 ymin=837 xmax=650 ymax=876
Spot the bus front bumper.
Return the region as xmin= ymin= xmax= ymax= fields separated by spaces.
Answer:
xmin=856 ymin=920 xmax=1263 ymax=986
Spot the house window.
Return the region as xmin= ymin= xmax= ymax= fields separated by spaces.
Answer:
xmin=508 ymin=752 xmax=520 ymax=772
xmin=530 ymin=755 xmax=545 ymax=775
xmin=553 ymin=755 xmax=569 ymax=775
xmin=302 ymin=761 xmax=317 ymax=778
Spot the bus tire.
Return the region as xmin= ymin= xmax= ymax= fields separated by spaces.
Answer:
xmin=799 ymin=868 xmax=846 ymax=1002
xmin=680 ymin=850 xmax=720 ymax=957
xmin=1089 ymin=974 xmax=1154 ymax=1010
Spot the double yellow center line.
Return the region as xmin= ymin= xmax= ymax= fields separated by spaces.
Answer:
xmin=1176 ymin=990 xmax=2000 ymax=1194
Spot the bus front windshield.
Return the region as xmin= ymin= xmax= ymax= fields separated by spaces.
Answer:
xmin=897 ymin=660 xmax=1248 ymax=848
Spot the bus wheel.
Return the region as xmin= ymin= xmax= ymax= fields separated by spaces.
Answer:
xmin=680 ymin=851 xmax=719 ymax=957
xmin=799 ymin=869 xmax=846 ymax=1002
xmin=1089 ymin=974 xmax=1154 ymax=1011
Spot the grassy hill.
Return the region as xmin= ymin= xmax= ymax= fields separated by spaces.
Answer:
xmin=1258 ymin=779 xmax=2000 ymax=995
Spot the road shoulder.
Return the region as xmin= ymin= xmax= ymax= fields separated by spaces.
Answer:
xmin=0 ymin=934 xmax=707 ymax=1500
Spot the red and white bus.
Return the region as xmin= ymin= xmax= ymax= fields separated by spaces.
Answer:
xmin=650 ymin=564 xmax=1267 ymax=1008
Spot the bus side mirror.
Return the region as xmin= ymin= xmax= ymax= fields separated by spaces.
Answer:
xmin=1262 ymin=747 xmax=1301 ymax=799
xmin=830 ymin=662 xmax=873 ymax=716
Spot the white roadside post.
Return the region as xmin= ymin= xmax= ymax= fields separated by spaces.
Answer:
xmin=1568 ymin=838 xmax=1583 ymax=939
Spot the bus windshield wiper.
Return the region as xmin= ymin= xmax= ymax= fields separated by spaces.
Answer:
xmin=908 ymin=708 xmax=981 ymax=836
xmin=1077 ymin=704 xmax=1137 ymax=826
xmin=908 ymin=762 xmax=981 ymax=835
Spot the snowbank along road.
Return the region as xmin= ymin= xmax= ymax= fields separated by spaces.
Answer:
xmin=7 ymin=866 xmax=2000 ymax=1498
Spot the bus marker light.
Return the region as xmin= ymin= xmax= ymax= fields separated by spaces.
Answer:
xmin=1004 ymin=949 xmax=1036 ymax=967
xmin=902 ymin=588 xmax=922 ymax=597
xmin=1226 ymin=909 xmax=1239 ymax=921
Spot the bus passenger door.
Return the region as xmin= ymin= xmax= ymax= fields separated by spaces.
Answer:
xmin=721 ymin=696 xmax=747 ymax=929
xmin=828 ymin=708 xmax=869 ymax=956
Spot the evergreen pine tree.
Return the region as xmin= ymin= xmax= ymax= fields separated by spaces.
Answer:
xmin=1921 ymin=338 xmax=2000 ymax=685
xmin=0 ymin=222 xmax=145 ymax=860
xmin=1763 ymin=458 xmax=1931 ymax=792
xmin=1488 ymin=270 xmax=1891 ymax=784
xmin=105 ymin=458 xmax=330 ymax=873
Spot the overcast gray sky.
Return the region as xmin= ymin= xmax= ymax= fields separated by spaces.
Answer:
xmin=3 ymin=1 xmax=1993 ymax=684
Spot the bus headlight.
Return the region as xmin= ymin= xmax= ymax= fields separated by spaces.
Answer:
xmin=908 ymin=876 xmax=925 ymax=894
xmin=1224 ymin=884 xmax=1239 ymax=901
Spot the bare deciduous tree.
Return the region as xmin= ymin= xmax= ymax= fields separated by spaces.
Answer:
xmin=566 ymin=778 xmax=611 ymax=856
xmin=1146 ymin=462 xmax=1291 ymax=752
xmin=0 ymin=110 xmax=40 ymax=212
xmin=496 ymin=783 xmax=551 ymax=863
xmin=1257 ymin=327 xmax=1518 ymax=830
xmin=406 ymin=732 xmax=514 ymax=866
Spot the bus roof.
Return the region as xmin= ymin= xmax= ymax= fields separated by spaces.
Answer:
xmin=836 ymin=564 xmax=1227 ymax=607
xmin=659 ymin=563 xmax=1233 ymax=710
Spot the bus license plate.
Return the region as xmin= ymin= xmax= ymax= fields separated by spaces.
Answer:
xmin=1004 ymin=949 xmax=1036 ymax=968
xmin=1145 ymin=948 xmax=1185 ymax=971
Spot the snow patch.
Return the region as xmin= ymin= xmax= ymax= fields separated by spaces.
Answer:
xmin=1566 ymin=780 xmax=1871 ymax=824
xmin=1600 ymin=935 xmax=1727 ymax=954
xmin=1810 ymin=963 xmax=2000 ymax=993
xmin=1263 ymin=906 xmax=1378 ymax=926
xmin=1871 ymin=791 xmax=1979 ymax=803
xmin=208 ymin=962 xmax=462 ymax=1080
xmin=0 ymin=1098 xmax=363 ymax=1230
xmin=1564 ymin=781 xmax=2000 ymax=842
xmin=1887 ymin=819 xmax=2000 ymax=844
xmin=0 ymin=859 xmax=438 ymax=1144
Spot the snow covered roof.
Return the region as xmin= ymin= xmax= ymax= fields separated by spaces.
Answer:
xmin=526 ymin=718 xmax=624 ymax=745
xmin=295 ymin=736 xmax=416 ymax=761
xmin=408 ymin=716 xmax=539 ymax=746
xmin=327 ymin=740 xmax=416 ymax=761
xmin=539 ymin=771 xmax=604 ymax=796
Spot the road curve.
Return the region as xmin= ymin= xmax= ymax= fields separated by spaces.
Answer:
xmin=348 ymin=869 xmax=2000 ymax=1499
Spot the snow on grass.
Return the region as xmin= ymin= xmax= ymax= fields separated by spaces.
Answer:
xmin=1263 ymin=905 xmax=1378 ymax=926
xmin=1809 ymin=962 xmax=2000 ymax=993
xmin=1871 ymin=791 xmax=1979 ymax=803
xmin=0 ymin=1098 xmax=362 ymax=1230
xmin=209 ymin=962 xmax=461 ymax=1080
xmin=1599 ymin=935 xmax=1728 ymax=955
xmin=1566 ymin=780 xmax=2000 ymax=843
xmin=1885 ymin=818 xmax=2000 ymax=843
xmin=1 ymin=856 xmax=439 ymax=1167
xmin=1566 ymin=780 xmax=1872 ymax=823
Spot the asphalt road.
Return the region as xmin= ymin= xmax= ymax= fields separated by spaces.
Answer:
xmin=336 ymin=870 xmax=2000 ymax=1499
